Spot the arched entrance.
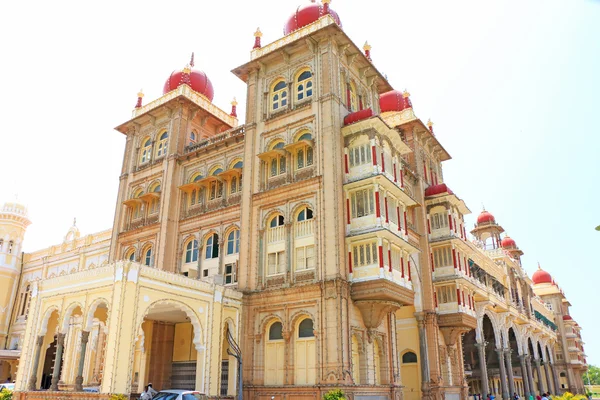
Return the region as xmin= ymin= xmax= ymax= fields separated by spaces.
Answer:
xmin=133 ymin=301 xmax=203 ymax=393
xmin=463 ymin=314 xmax=500 ymax=397
xmin=507 ymin=327 xmax=522 ymax=397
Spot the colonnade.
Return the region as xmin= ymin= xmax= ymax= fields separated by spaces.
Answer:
xmin=473 ymin=326 xmax=559 ymax=400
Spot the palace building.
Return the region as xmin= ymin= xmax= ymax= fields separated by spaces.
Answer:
xmin=0 ymin=1 xmax=588 ymax=400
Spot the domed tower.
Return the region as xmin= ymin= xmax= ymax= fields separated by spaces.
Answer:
xmin=0 ymin=201 xmax=31 ymax=346
xmin=501 ymin=234 xmax=524 ymax=262
xmin=470 ymin=209 xmax=504 ymax=250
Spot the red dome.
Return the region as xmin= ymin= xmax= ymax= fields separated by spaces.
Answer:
xmin=284 ymin=2 xmax=342 ymax=35
xmin=424 ymin=183 xmax=453 ymax=197
xmin=532 ymin=267 xmax=552 ymax=285
xmin=501 ymin=235 xmax=517 ymax=249
xmin=163 ymin=69 xmax=214 ymax=101
xmin=477 ymin=210 xmax=495 ymax=225
xmin=563 ymin=315 xmax=573 ymax=321
xmin=380 ymin=90 xmax=412 ymax=113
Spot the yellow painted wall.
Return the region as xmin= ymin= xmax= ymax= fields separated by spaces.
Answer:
xmin=173 ymin=322 xmax=196 ymax=362
xmin=396 ymin=306 xmax=422 ymax=400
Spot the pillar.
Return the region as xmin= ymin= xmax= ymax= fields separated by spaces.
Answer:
xmin=50 ymin=333 xmax=66 ymax=391
xmin=519 ymin=355 xmax=531 ymax=399
xmin=505 ymin=349 xmax=516 ymax=397
xmin=496 ymin=348 xmax=509 ymax=400
xmin=544 ymin=362 xmax=554 ymax=394
xmin=27 ymin=336 xmax=45 ymax=391
xmin=534 ymin=359 xmax=545 ymax=394
xmin=476 ymin=342 xmax=489 ymax=399
xmin=75 ymin=331 xmax=90 ymax=391
xmin=551 ymin=364 xmax=560 ymax=394
xmin=526 ymin=356 xmax=535 ymax=398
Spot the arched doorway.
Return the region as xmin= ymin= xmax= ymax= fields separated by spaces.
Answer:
xmin=401 ymin=350 xmax=420 ymax=400
xmin=134 ymin=302 xmax=203 ymax=392
xmin=463 ymin=314 xmax=500 ymax=397
xmin=507 ymin=327 xmax=522 ymax=397
xmin=38 ymin=309 xmax=61 ymax=390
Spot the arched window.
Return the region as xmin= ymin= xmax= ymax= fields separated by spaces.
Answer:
xmin=185 ymin=239 xmax=199 ymax=263
xmin=295 ymin=132 xmax=313 ymax=170
xmin=268 ymin=141 xmax=287 ymax=177
xmin=149 ymin=182 xmax=161 ymax=214
xmin=430 ymin=206 xmax=448 ymax=231
xmin=374 ymin=340 xmax=382 ymax=385
xmin=227 ymin=230 xmax=240 ymax=255
xmin=205 ymin=233 xmax=219 ymax=259
xmin=271 ymin=80 xmax=288 ymax=111
xmin=297 ymin=207 xmax=313 ymax=222
xmin=351 ymin=335 xmax=361 ymax=384
xmin=296 ymin=70 xmax=313 ymax=101
xmin=125 ymin=248 xmax=136 ymax=262
xmin=156 ymin=132 xmax=169 ymax=158
xmin=8 ymin=241 xmax=13 ymax=254
xmin=295 ymin=318 xmax=316 ymax=385
xmin=265 ymin=322 xmax=284 ymax=385
xmin=143 ymin=247 xmax=153 ymax=267
xmin=19 ymin=284 xmax=31 ymax=316
xmin=189 ymin=131 xmax=197 ymax=145
xmin=140 ymin=137 xmax=152 ymax=164
xmin=348 ymin=81 xmax=358 ymax=111
xmin=270 ymin=215 xmax=285 ymax=228
xmin=209 ymin=167 xmax=224 ymax=200
xmin=295 ymin=206 xmax=314 ymax=264
xmin=131 ymin=189 xmax=144 ymax=219
xmin=402 ymin=351 xmax=418 ymax=363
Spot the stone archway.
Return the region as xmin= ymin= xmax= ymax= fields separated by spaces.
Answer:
xmin=133 ymin=300 xmax=204 ymax=393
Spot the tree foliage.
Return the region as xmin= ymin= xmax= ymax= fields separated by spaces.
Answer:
xmin=583 ymin=364 xmax=600 ymax=385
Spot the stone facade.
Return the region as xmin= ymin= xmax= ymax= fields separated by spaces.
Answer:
xmin=0 ymin=2 xmax=588 ymax=400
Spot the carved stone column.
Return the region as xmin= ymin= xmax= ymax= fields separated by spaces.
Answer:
xmin=519 ymin=355 xmax=531 ymax=398
xmin=551 ymin=363 xmax=560 ymax=394
xmin=534 ymin=358 xmax=545 ymax=394
xmin=505 ymin=349 xmax=515 ymax=397
xmin=27 ymin=336 xmax=45 ymax=391
xmin=496 ymin=348 xmax=509 ymax=400
xmin=74 ymin=331 xmax=90 ymax=391
xmin=476 ymin=342 xmax=489 ymax=399
xmin=544 ymin=362 xmax=554 ymax=394
xmin=50 ymin=333 xmax=66 ymax=391
xmin=525 ymin=356 xmax=535 ymax=398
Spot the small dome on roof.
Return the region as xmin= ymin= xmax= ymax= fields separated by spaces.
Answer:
xmin=563 ymin=315 xmax=573 ymax=321
xmin=501 ymin=235 xmax=517 ymax=249
xmin=284 ymin=1 xmax=342 ymax=35
xmin=532 ymin=265 xmax=552 ymax=285
xmin=379 ymin=89 xmax=412 ymax=113
xmin=163 ymin=66 xmax=214 ymax=101
xmin=477 ymin=210 xmax=495 ymax=225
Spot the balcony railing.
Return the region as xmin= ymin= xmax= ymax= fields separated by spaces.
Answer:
xmin=268 ymin=226 xmax=285 ymax=243
xmin=296 ymin=219 xmax=314 ymax=238
xmin=184 ymin=125 xmax=245 ymax=154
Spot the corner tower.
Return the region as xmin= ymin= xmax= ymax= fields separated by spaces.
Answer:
xmin=0 ymin=201 xmax=31 ymax=346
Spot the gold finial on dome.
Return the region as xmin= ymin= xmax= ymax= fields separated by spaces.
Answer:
xmin=253 ymin=28 xmax=263 ymax=49
xmin=182 ymin=65 xmax=191 ymax=74
xmin=322 ymin=0 xmax=331 ymax=4
xmin=231 ymin=97 xmax=238 ymax=106
xmin=363 ymin=41 xmax=371 ymax=51
xmin=137 ymin=89 xmax=144 ymax=99
xmin=254 ymin=28 xmax=262 ymax=38
xmin=402 ymin=89 xmax=410 ymax=98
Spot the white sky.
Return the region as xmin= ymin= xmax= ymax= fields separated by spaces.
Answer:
xmin=1 ymin=0 xmax=599 ymax=365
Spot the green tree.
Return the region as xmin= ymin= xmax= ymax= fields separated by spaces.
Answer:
xmin=584 ymin=364 xmax=600 ymax=385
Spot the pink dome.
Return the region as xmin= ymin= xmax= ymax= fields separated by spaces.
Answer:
xmin=477 ymin=210 xmax=495 ymax=225
xmin=284 ymin=2 xmax=342 ymax=35
xmin=532 ymin=267 xmax=552 ymax=285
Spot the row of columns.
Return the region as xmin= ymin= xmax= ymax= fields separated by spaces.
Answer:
xmin=476 ymin=342 xmax=560 ymax=400
xmin=27 ymin=331 xmax=90 ymax=391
